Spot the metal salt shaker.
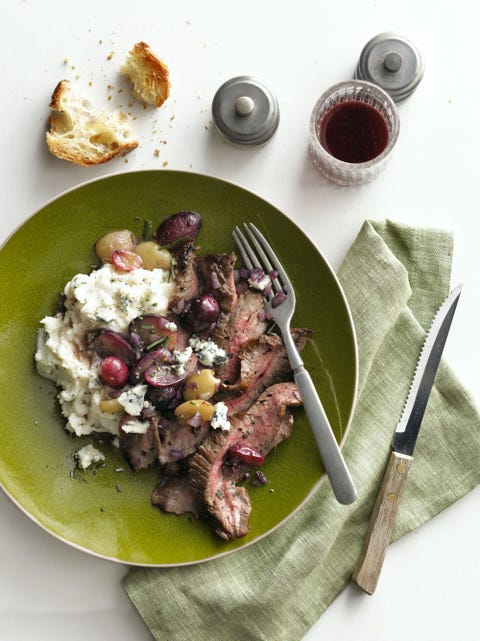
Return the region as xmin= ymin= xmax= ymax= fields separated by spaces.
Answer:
xmin=354 ymin=32 xmax=425 ymax=101
xmin=212 ymin=76 xmax=279 ymax=147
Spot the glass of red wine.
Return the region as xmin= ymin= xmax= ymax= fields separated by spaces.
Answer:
xmin=309 ymin=80 xmax=400 ymax=185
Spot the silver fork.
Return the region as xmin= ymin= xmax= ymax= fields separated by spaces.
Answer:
xmin=233 ymin=223 xmax=357 ymax=505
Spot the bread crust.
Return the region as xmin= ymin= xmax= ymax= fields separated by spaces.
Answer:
xmin=49 ymin=79 xmax=66 ymax=110
xmin=121 ymin=41 xmax=171 ymax=107
xmin=46 ymin=80 xmax=138 ymax=166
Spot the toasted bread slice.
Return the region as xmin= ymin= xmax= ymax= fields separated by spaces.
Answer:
xmin=121 ymin=41 xmax=171 ymax=107
xmin=46 ymin=80 xmax=139 ymax=166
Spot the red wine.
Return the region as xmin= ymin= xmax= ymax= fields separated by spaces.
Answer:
xmin=318 ymin=100 xmax=389 ymax=163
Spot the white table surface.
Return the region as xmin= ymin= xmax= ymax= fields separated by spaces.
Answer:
xmin=1 ymin=1 xmax=479 ymax=639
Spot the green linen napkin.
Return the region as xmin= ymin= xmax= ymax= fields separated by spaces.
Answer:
xmin=124 ymin=219 xmax=480 ymax=641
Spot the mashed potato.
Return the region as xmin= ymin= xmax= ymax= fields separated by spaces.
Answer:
xmin=35 ymin=263 xmax=175 ymax=436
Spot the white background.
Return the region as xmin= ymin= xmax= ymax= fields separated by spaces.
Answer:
xmin=1 ymin=1 xmax=479 ymax=640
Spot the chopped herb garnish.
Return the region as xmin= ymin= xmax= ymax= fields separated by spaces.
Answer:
xmin=145 ymin=336 xmax=168 ymax=350
xmin=143 ymin=218 xmax=153 ymax=241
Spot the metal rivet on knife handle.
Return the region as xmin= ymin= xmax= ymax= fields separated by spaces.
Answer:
xmin=352 ymin=451 xmax=413 ymax=594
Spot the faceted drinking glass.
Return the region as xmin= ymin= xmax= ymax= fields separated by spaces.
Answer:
xmin=309 ymin=80 xmax=400 ymax=186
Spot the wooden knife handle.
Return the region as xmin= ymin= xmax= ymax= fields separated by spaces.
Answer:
xmin=352 ymin=451 xmax=413 ymax=594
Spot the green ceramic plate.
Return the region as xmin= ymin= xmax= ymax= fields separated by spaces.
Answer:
xmin=0 ymin=170 xmax=357 ymax=566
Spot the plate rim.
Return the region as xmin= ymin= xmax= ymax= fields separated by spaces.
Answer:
xmin=0 ymin=168 xmax=359 ymax=567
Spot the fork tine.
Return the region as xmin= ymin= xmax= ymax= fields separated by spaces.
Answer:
xmin=243 ymin=224 xmax=274 ymax=273
xmin=246 ymin=223 xmax=294 ymax=296
xmin=232 ymin=226 xmax=256 ymax=270
xmin=242 ymin=224 xmax=283 ymax=296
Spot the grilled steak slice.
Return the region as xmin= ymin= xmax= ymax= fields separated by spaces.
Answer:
xmin=234 ymin=381 xmax=302 ymax=455
xmin=152 ymin=475 xmax=203 ymax=518
xmin=169 ymin=241 xmax=201 ymax=311
xmin=196 ymin=252 xmax=238 ymax=313
xmin=189 ymin=382 xmax=302 ymax=539
xmin=119 ymin=422 xmax=161 ymax=471
xmin=157 ymin=418 xmax=211 ymax=465
xmin=189 ymin=426 xmax=252 ymax=539
xmin=224 ymin=329 xmax=312 ymax=416
xmin=213 ymin=290 xmax=268 ymax=384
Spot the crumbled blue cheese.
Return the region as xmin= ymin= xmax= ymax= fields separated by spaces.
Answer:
xmin=165 ymin=321 xmax=178 ymax=332
xmin=248 ymin=272 xmax=271 ymax=291
xmin=75 ymin=443 xmax=105 ymax=469
xmin=211 ymin=402 xmax=231 ymax=432
xmin=172 ymin=346 xmax=193 ymax=375
xmin=189 ymin=336 xmax=227 ymax=368
xmin=118 ymin=384 xmax=148 ymax=416
xmin=120 ymin=418 xmax=150 ymax=434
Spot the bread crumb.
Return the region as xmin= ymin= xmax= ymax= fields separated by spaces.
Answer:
xmin=107 ymin=52 xmax=114 ymax=60
xmin=154 ymin=149 xmax=160 ymax=157
xmin=162 ymin=161 xmax=168 ymax=167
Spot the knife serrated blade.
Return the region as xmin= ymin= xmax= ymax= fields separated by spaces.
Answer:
xmin=392 ymin=284 xmax=462 ymax=454
xmin=352 ymin=284 xmax=462 ymax=594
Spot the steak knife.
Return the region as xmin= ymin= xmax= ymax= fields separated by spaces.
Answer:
xmin=352 ymin=284 xmax=462 ymax=594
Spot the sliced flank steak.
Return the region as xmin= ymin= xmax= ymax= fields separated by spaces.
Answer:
xmin=168 ymin=241 xmax=201 ymax=311
xmin=224 ymin=328 xmax=312 ymax=416
xmin=119 ymin=421 xmax=161 ymax=472
xmin=151 ymin=474 xmax=203 ymax=518
xmin=213 ymin=290 xmax=268 ymax=385
xmin=156 ymin=417 xmax=211 ymax=465
xmin=189 ymin=382 xmax=302 ymax=540
xmin=196 ymin=251 xmax=238 ymax=313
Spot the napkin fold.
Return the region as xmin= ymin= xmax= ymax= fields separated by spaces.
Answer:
xmin=124 ymin=219 xmax=480 ymax=641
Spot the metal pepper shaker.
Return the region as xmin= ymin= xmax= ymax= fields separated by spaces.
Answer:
xmin=211 ymin=76 xmax=280 ymax=147
xmin=354 ymin=32 xmax=425 ymax=101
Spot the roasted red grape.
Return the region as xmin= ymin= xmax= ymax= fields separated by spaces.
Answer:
xmin=144 ymin=364 xmax=187 ymax=387
xmin=146 ymin=384 xmax=177 ymax=409
xmin=227 ymin=442 xmax=265 ymax=466
xmin=154 ymin=211 xmax=201 ymax=250
xmin=94 ymin=331 xmax=136 ymax=366
xmin=99 ymin=356 xmax=130 ymax=388
xmin=129 ymin=314 xmax=177 ymax=350
xmin=112 ymin=249 xmax=143 ymax=272
xmin=129 ymin=347 xmax=174 ymax=384
xmin=182 ymin=294 xmax=220 ymax=332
